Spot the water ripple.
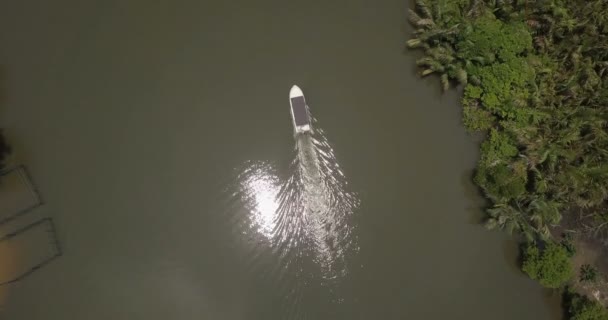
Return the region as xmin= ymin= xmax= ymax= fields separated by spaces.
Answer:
xmin=225 ymin=117 xmax=359 ymax=318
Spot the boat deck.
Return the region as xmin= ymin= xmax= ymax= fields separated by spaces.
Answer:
xmin=290 ymin=96 xmax=310 ymax=126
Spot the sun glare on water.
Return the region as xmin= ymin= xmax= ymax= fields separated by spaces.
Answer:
xmin=241 ymin=165 xmax=280 ymax=239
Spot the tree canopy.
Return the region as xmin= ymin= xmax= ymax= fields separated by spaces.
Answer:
xmin=407 ymin=0 xmax=608 ymax=258
xmin=522 ymin=242 xmax=573 ymax=288
xmin=407 ymin=0 xmax=608 ymax=313
xmin=567 ymin=292 xmax=608 ymax=320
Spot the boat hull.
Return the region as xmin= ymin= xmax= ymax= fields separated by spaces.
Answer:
xmin=289 ymin=85 xmax=312 ymax=134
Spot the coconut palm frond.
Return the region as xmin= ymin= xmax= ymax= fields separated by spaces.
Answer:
xmin=430 ymin=51 xmax=454 ymax=64
xmin=415 ymin=18 xmax=436 ymax=28
xmin=408 ymin=9 xmax=424 ymax=26
xmin=455 ymin=68 xmax=468 ymax=85
xmin=416 ymin=57 xmax=436 ymax=67
xmin=469 ymin=75 xmax=481 ymax=86
xmin=406 ymin=38 xmax=423 ymax=49
xmin=420 ymin=69 xmax=435 ymax=77
xmin=415 ymin=0 xmax=434 ymax=19
xmin=432 ymin=0 xmax=442 ymax=22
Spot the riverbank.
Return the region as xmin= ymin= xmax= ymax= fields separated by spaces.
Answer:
xmin=571 ymin=237 xmax=608 ymax=303
xmin=407 ymin=0 xmax=608 ymax=318
xmin=554 ymin=213 xmax=608 ymax=305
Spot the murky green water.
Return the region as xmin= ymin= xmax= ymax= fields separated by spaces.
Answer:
xmin=0 ymin=0 xmax=560 ymax=319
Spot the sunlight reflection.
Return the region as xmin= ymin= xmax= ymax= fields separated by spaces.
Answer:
xmin=241 ymin=164 xmax=280 ymax=239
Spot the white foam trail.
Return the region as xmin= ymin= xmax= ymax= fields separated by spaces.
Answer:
xmin=227 ymin=117 xmax=358 ymax=317
xmin=271 ymin=118 xmax=359 ymax=281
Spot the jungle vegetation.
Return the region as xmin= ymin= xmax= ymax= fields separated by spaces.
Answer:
xmin=407 ymin=0 xmax=608 ymax=315
xmin=522 ymin=242 xmax=572 ymax=288
xmin=566 ymin=290 xmax=608 ymax=320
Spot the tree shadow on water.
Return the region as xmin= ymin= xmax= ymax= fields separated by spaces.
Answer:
xmin=501 ymin=239 xmax=563 ymax=319
xmin=502 ymin=238 xmax=524 ymax=275
xmin=460 ymin=169 xmax=488 ymax=225
xmin=543 ymin=288 xmax=565 ymax=320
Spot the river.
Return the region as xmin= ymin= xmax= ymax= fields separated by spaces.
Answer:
xmin=0 ymin=0 xmax=560 ymax=319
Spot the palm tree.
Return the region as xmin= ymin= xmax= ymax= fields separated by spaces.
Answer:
xmin=414 ymin=0 xmax=433 ymax=21
xmin=527 ymin=197 xmax=562 ymax=229
xmin=406 ymin=0 xmax=608 ymax=240
xmin=406 ymin=0 xmax=475 ymax=90
xmin=486 ymin=203 xmax=536 ymax=241
xmin=408 ymin=9 xmax=435 ymax=29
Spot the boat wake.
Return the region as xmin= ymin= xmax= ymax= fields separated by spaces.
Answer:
xmin=225 ymin=118 xmax=358 ymax=318
xmin=290 ymin=129 xmax=357 ymax=279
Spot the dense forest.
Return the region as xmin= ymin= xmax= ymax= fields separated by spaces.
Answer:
xmin=407 ymin=0 xmax=608 ymax=318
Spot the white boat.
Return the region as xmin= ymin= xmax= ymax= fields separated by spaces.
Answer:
xmin=289 ymin=85 xmax=312 ymax=135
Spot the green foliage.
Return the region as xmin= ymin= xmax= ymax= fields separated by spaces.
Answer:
xmin=522 ymin=242 xmax=573 ymax=288
xmin=461 ymin=85 xmax=493 ymax=131
xmin=561 ymin=233 xmax=577 ymax=257
xmin=462 ymin=105 xmax=495 ymax=132
xmin=408 ymin=0 xmax=608 ymax=239
xmin=476 ymin=163 xmax=527 ymax=201
xmin=455 ymin=16 xmax=535 ymax=120
xmin=406 ymin=1 xmax=472 ymax=89
xmin=463 ymin=85 xmax=482 ymax=100
xmin=566 ymin=291 xmax=608 ymax=320
xmin=457 ymin=16 xmax=532 ymax=63
xmin=479 ymin=129 xmax=519 ymax=164
xmin=407 ymin=0 xmax=608 ymax=295
xmin=474 ymin=129 xmax=527 ymax=200
xmin=580 ymin=264 xmax=599 ymax=283
xmin=408 ymin=0 xmax=608 ymax=315
xmin=485 ymin=202 xmax=535 ymax=241
xmin=468 ymin=57 xmax=535 ymax=115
